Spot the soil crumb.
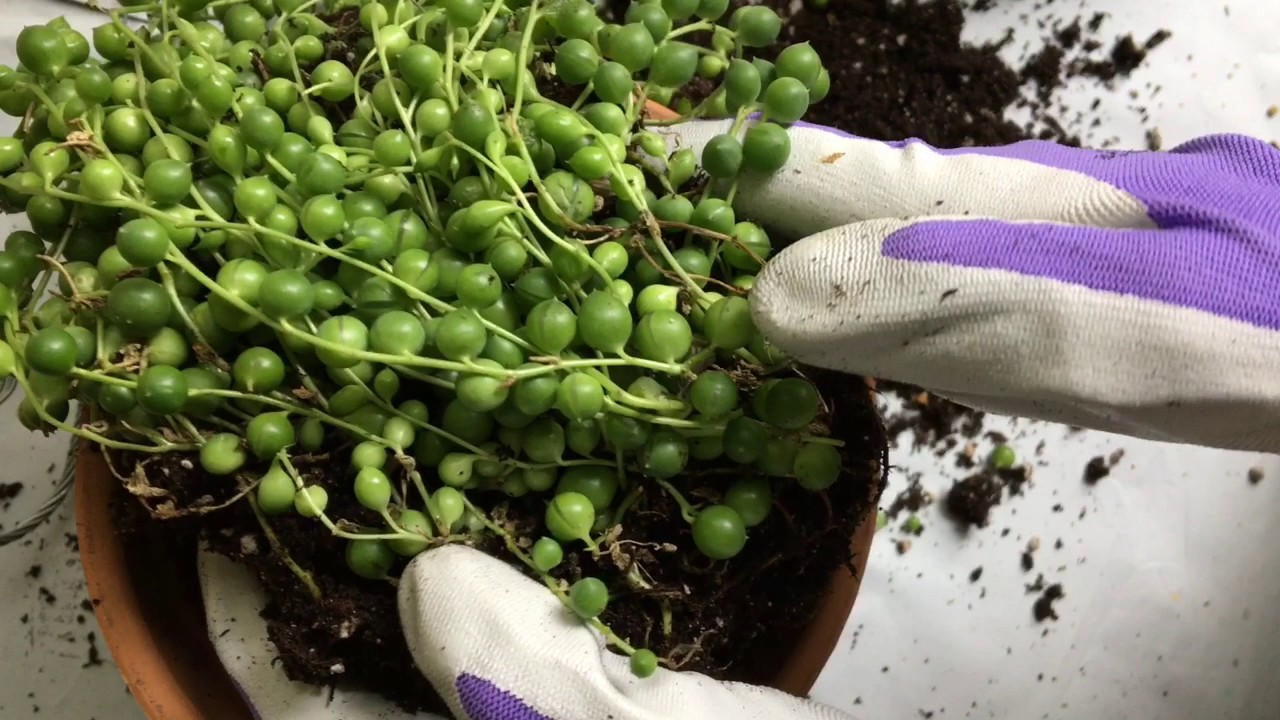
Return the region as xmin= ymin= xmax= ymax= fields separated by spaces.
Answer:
xmin=1074 ymin=31 xmax=1173 ymax=82
xmin=999 ymin=464 xmax=1032 ymax=496
xmin=1032 ymin=584 xmax=1066 ymax=622
xmin=887 ymin=475 xmax=933 ymax=518
xmin=1025 ymin=574 xmax=1046 ymax=594
xmin=946 ymin=473 xmax=1003 ymax=528
xmin=1085 ymin=450 xmax=1126 ymax=484
xmin=82 ymin=632 xmax=103 ymax=668
xmin=884 ymin=386 xmax=987 ymax=457
xmin=0 ymin=481 xmax=22 ymax=510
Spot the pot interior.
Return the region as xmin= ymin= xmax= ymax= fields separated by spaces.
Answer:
xmin=78 ymin=439 xmax=875 ymax=718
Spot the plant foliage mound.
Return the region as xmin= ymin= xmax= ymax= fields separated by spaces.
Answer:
xmin=0 ymin=0 xmax=870 ymax=684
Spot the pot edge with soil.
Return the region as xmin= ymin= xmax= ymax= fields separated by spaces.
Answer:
xmin=76 ymin=400 xmax=882 ymax=719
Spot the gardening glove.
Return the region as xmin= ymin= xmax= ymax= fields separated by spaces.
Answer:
xmin=659 ymin=121 xmax=1280 ymax=453
xmin=397 ymin=545 xmax=851 ymax=720
xmin=200 ymin=546 xmax=853 ymax=720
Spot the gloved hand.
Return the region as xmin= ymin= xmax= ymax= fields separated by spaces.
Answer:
xmin=658 ymin=121 xmax=1280 ymax=452
xmin=200 ymin=545 xmax=852 ymax=720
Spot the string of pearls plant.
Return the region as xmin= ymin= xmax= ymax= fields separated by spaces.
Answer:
xmin=0 ymin=0 xmax=839 ymax=677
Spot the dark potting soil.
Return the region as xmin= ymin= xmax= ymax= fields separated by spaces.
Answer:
xmin=113 ymin=452 xmax=445 ymax=713
xmin=760 ymin=0 xmax=1031 ymax=146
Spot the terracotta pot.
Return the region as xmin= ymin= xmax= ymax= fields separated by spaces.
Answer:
xmin=76 ymin=100 xmax=880 ymax=718
xmin=77 ymin=443 xmax=254 ymax=720
xmin=77 ymin=443 xmax=877 ymax=720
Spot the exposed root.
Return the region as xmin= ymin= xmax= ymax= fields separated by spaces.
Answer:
xmin=123 ymin=457 xmax=257 ymax=519
xmin=667 ymin=628 xmax=718 ymax=670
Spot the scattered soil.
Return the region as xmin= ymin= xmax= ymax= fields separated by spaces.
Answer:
xmin=1021 ymin=44 xmax=1067 ymax=104
xmin=883 ymin=386 xmax=987 ymax=458
xmin=1073 ymin=31 xmax=1173 ymax=82
xmin=886 ymin=474 xmax=933 ymax=518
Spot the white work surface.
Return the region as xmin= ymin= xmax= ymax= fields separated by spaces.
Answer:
xmin=2 ymin=0 xmax=1279 ymax=718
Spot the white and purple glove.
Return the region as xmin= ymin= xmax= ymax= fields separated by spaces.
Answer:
xmin=199 ymin=123 xmax=1280 ymax=720
xmin=661 ymin=121 xmax=1280 ymax=452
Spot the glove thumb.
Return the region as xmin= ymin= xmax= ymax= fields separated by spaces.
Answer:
xmin=399 ymin=545 xmax=853 ymax=720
